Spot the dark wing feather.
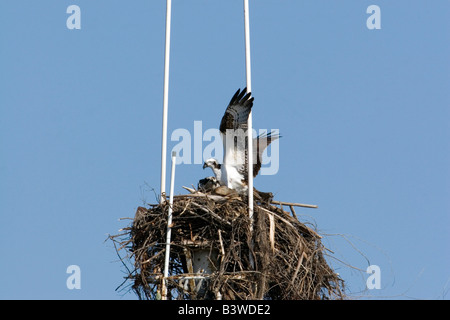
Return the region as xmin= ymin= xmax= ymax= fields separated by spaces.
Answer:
xmin=219 ymin=88 xmax=254 ymax=134
xmin=252 ymin=131 xmax=281 ymax=177
xmin=235 ymin=131 xmax=281 ymax=182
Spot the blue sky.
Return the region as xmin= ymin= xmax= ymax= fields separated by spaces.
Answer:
xmin=0 ymin=0 xmax=449 ymax=299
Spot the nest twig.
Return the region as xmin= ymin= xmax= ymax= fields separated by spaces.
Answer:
xmin=110 ymin=190 xmax=345 ymax=300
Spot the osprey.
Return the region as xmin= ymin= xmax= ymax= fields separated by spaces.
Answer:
xmin=202 ymin=88 xmax=279 ymax=195
xmin=197 ymin=176 xmax=220 ymax=193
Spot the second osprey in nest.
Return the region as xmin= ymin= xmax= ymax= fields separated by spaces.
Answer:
xmin=202 ymin=88 xmax=279 ymax=195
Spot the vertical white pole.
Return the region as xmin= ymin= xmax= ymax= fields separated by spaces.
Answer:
xmin=162 ymin=151 xmax=177 ymax=300
xmin=160 ymin=0 xmax=172 ymax=204
xmin=243 ymin=0 xmax=256 ymax=275
xmin=243 ymin=0 xmax=254 ymax=222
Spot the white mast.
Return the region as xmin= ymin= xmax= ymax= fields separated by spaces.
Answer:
xmin=160 ymin=0 xmax=172 ymax=204
xmin=162 ymin=151 xmax=177 ymax=300
xmin=243 ymin=0 xmax=254 ymax=224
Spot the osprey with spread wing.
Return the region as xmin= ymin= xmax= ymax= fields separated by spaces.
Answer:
xmin=202 ymin=88 xmax=279 ymax=196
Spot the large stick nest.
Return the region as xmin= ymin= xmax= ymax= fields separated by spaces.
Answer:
xmin=111 ymin=189 xmax=345 ymax=300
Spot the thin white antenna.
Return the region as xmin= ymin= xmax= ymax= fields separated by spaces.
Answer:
xmin=162 ymin=151 xmax=177 ymax=300
xmin=243 ymin=0 xmax=254 ymax=223
xmin=160 ymin=0 xmax=172 ymax=204
xmin=243 ymin=0 xmax=256 ymax=274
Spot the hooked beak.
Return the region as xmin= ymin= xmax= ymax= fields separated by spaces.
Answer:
xmin=202 ymin=162 xmax=207 ymax=169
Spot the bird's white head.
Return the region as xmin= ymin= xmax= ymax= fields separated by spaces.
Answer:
xmin=203 ymin=158 xmax=221 ymax=170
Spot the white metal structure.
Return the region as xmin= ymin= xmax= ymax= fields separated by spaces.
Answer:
xmin=158 ymin=1 xmax=256 ymax=298
xmin=160 ymin=0 xmax=172 ymax=204
xmin=243 ymin=0 xmax=254 ymax=223
xmin=162 ymin=151 xmax=177 ymax=300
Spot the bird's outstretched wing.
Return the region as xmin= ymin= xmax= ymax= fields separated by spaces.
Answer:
xmin=220 ymin=88 xmax=254 ymax=183
xmin=252 ymin=131 xmax=280 ymax=177
xmin=234 ymin=131 xmax=281 ymax=182
xmin=219 ymin=88 xmax=253 ymax=133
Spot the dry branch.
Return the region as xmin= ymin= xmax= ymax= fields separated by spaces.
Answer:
xmin=271 ymin=200 xmax=318 ymax=209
